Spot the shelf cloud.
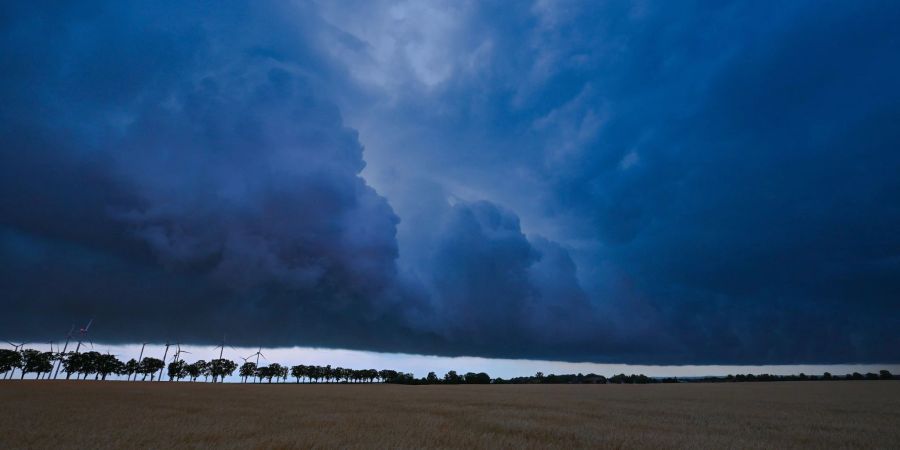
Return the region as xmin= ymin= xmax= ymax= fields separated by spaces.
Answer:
xmin=1 ymin=1 xmax=898 ymax=364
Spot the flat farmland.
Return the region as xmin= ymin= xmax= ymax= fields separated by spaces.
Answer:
xmin=1 ymin=381 xmax=898 ymax=449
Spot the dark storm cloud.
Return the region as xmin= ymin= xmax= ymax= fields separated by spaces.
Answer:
xmin=0 ymin=1 xmax=417 ymax=348
xmin=0 ymin=1 xmax=601 ymax=360
xmin=331 ymin=0 xmax=900 ymax=363
xmin=407 ymin=200 xmax=614 ymax=360
xmin=539 ymin=0 xmax=900 ymax=363
xmin=2 ymin=1 xmax=899 ymax=364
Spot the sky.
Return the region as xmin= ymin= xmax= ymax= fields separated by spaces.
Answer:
xmin=1 ymin=1 xmax=898 ymax=367
xmin=15 ymin=342 xmax=900 ymax=381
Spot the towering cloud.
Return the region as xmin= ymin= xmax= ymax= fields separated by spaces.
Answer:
xmin=0 ymin=1 xmax=595 ymax=359
xmin=329 ymin=0 xmax=900 ymax=363
xmin=0 ymin=2 xmax=410 ymax=345
xmin=407 ymin=200 xmax=605 ymax=360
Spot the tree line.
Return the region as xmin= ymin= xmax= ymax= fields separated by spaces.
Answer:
xmin=1 ymin=346 xmax=896 ymax=384
xmin=0 ymin=348 xmax=411 ymax=384
xmin=491 ymin=370 xmax=897 ymax=384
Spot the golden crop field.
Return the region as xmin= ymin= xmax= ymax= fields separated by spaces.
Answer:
xmin=1 ymin=381 xmax=898 ymax=449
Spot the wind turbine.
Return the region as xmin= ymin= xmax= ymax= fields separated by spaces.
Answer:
xmin=174 ymin=346 xmax=191 ymax=362
xmin=158 ymin=341 xmax=171 ymax=382
xmin=213 ymin=335 xmax=238 ymax=360
xmin=167 ymin=344 xmax=191 ymax=381
xmin=73 ymin=318 xmax=94 ymax=354
xmin=53 ymin=325 xmax=76 ymax=379
xmin=5 ymin=341 xmax=26 ymax=380
xmin=237 ymin=355 xmax=254 ymax=383
xmin=133 ymin=342 xmax=148 ymax=381
xmin=246 ymin=347 xmax=266 ymax=383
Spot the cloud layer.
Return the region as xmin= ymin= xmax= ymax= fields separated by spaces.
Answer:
xmin=1 ymin=1 xmax=898 ymax=363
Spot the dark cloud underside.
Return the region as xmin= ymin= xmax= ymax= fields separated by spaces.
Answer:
xmin=1 ymin=1 xmax=898 ymax=363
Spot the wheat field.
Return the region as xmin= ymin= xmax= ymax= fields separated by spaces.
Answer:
xmin=1 ymin=381 xmax=898 ymax=449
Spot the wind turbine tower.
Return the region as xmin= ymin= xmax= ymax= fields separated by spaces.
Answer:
xmin=247 ymin=347 xmax=266 ymax=383
xmin=5 ymin=341 xmax=26 ymax=379
xmin=133 ymin=342 xmax=148 ymax=381
xmin=213 ymin=335 xmax=237 ymax=360
xmin=158 ymin=341 xmax=171 ymax=382
xmin=53 ymin=325 xmax=75 ymax=379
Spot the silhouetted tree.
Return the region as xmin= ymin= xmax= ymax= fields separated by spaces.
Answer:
xmin=426 ymin=372 xmax=439 ymax=384
xmin=167 ymin=360 xmax=188 ymax=381
xmin=79 ymin=352 xmax=102 ymax=380
xmin=378 ymin=369 xmax=397 ymax=383
xmin=464 ymin=372 xmax=491 ymax=384
xmin=123 ymin=359 xmax=139 ymax=381
xmin=139 ymin=357 xmax=165 ymax=381
xmin=443 ymin=370 xmax=462 ymax=384
xmin=96 ymin=354 xmax=123 ymax=381
xmin=290 ymin=365 xmax=304 ymax=383
xmin=256 ymin=363 xmax=288 ymax=383
xmin=0 ymin=349 xmax=21 ymax=379
xmin=208 ymin=358 xmax=237 ymax=383
xmin=20 ymin=349 xmax=53 ymax=379
xmin=192 ymin=360 xmax=209 ymax=382
xmin=239 ymin=362 xmax=256 ymax=383
xmin=185 ymin=361 xmax=204 ymax=382
xmin=259 ymin=364 xmax=279 ymax=383
xmin=37 ymin=352 xmax=55 ymax=379
xmin=61 ymin=352 xmax=81 ymax=380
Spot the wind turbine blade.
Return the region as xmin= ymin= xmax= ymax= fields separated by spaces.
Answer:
xmin=84 ymin=318 xmax=94 ymax=331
